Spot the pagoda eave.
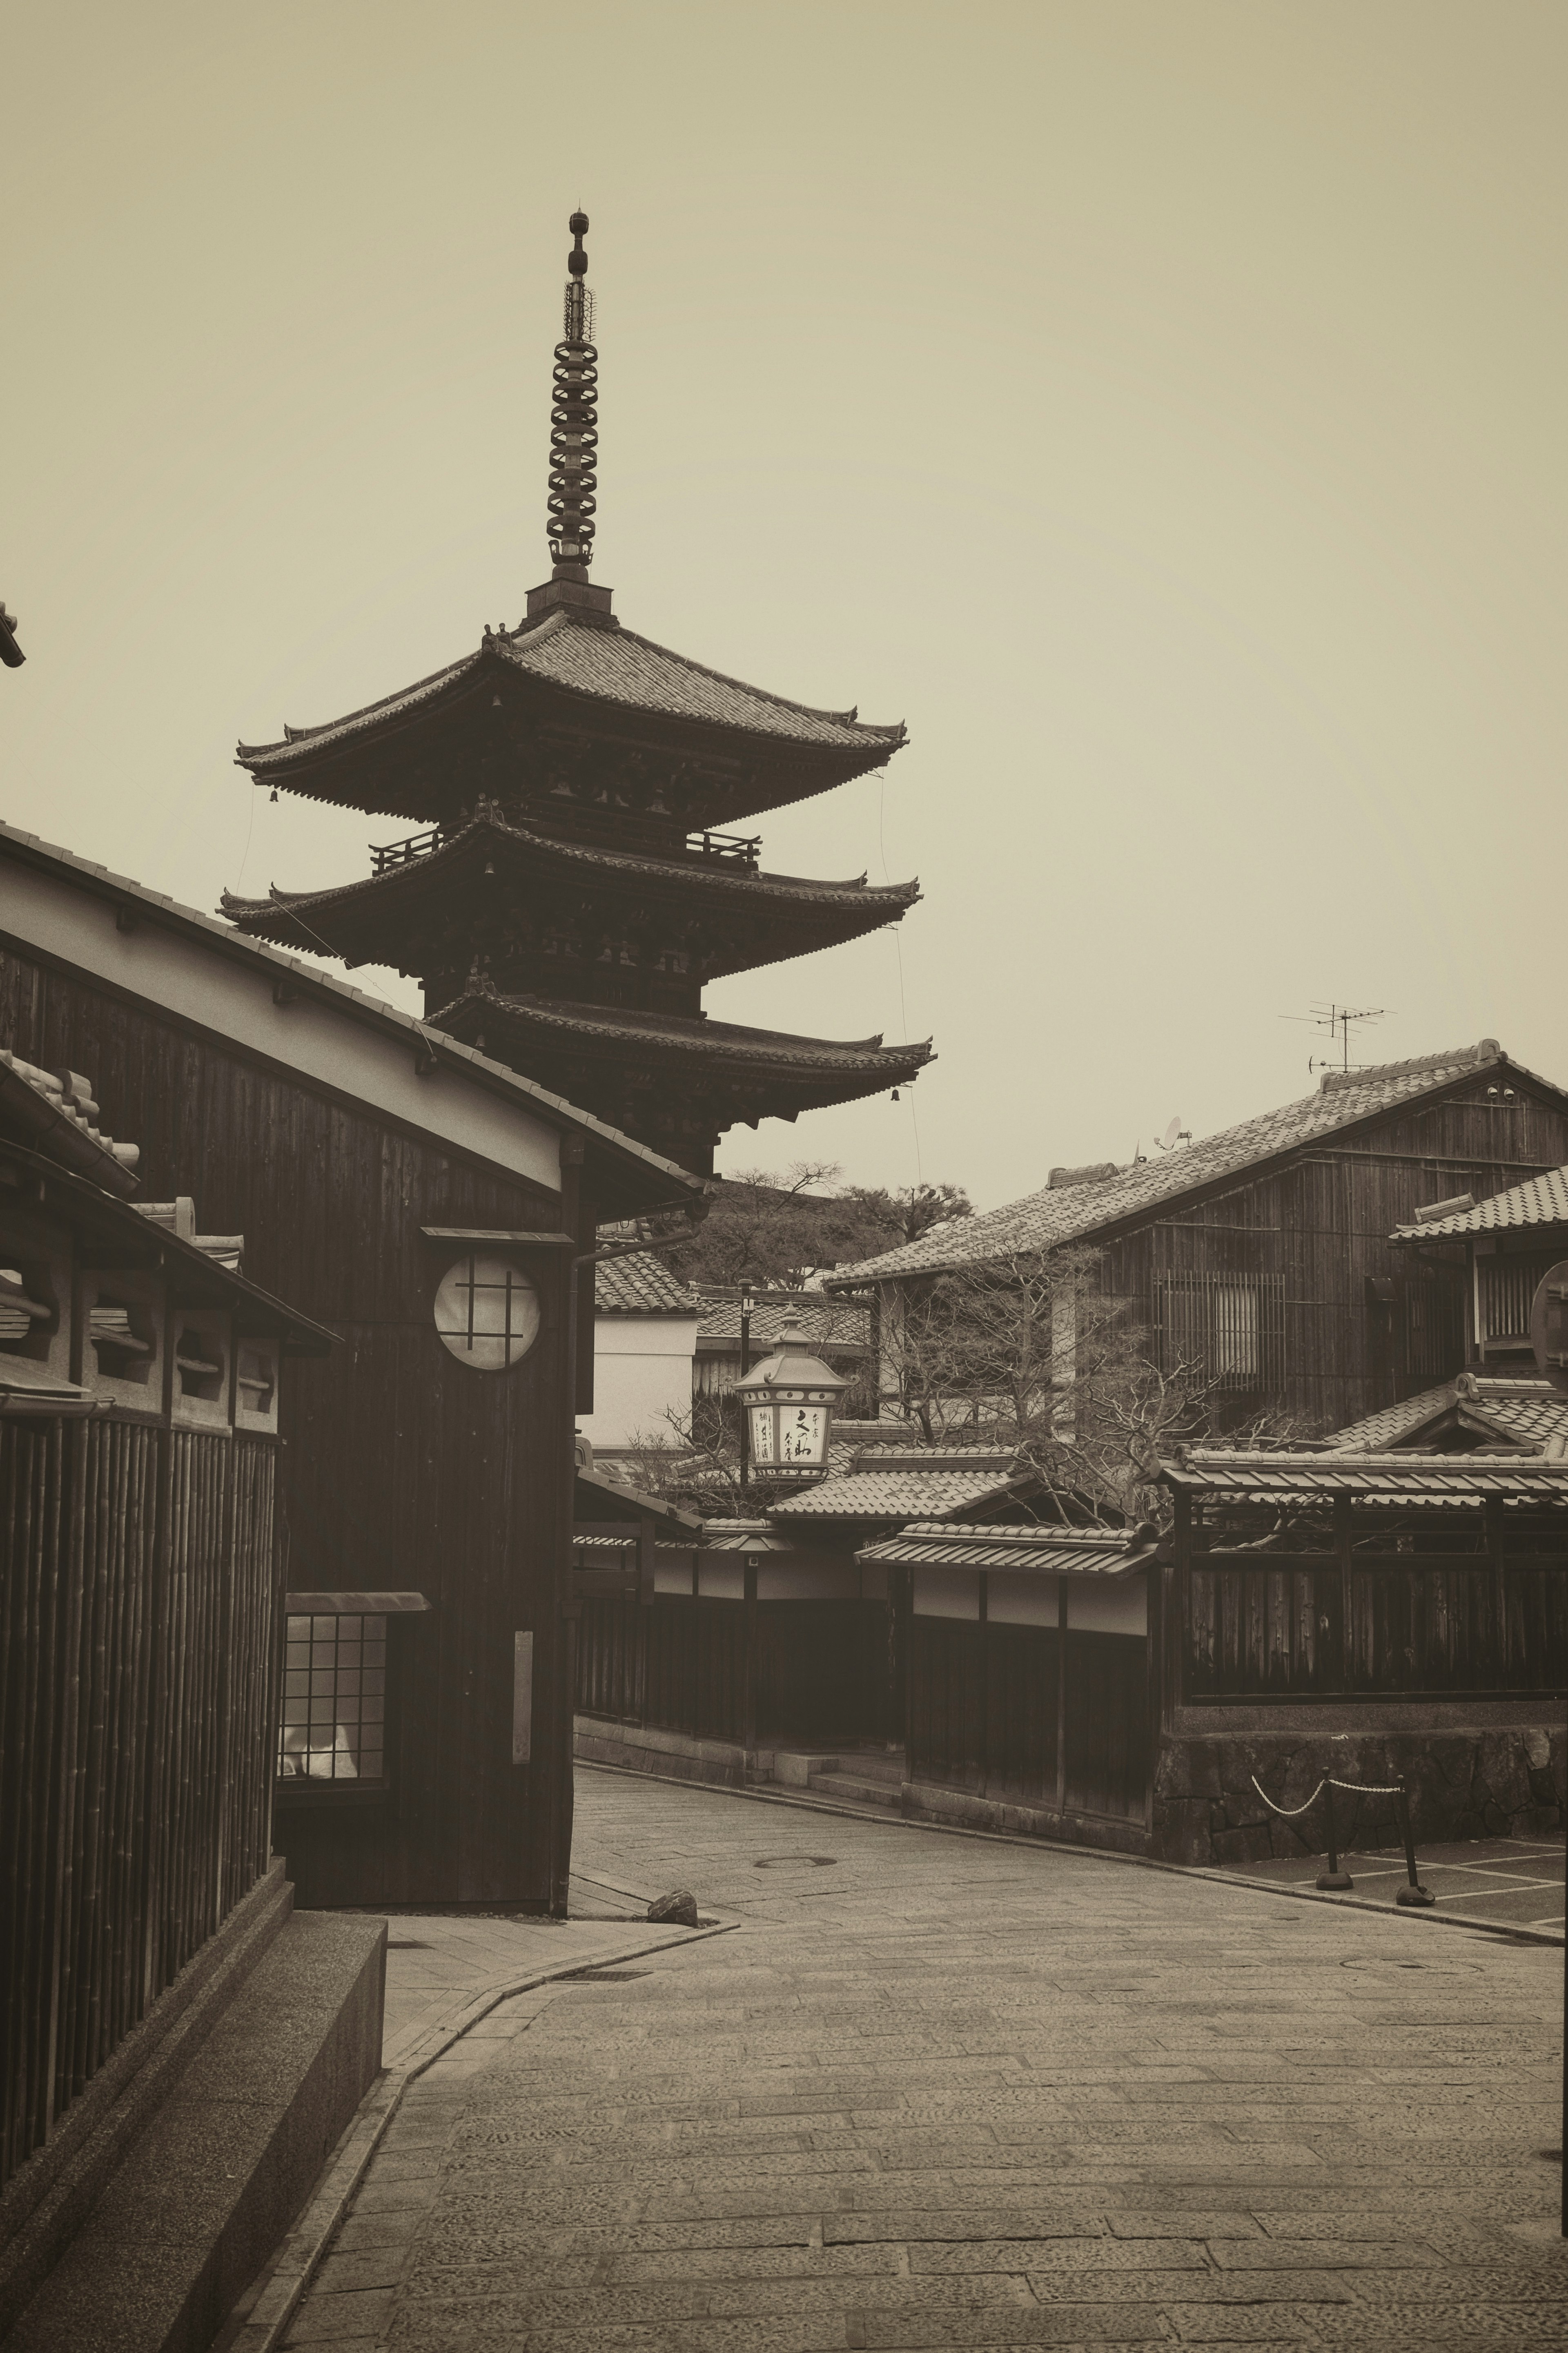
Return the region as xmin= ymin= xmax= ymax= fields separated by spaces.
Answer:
xmin=433 ymin=990 xmax=933 ymax=1122
xmin=218 ymin=814 xmax=919 ymax=980
xmin=236 ymin=615 xmax=905 ymax=829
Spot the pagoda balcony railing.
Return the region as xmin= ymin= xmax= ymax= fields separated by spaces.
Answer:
xmin=686 ymin=829 xmax=760 ymax=873
xmin=367 ymin=818 xmax=761 ymax=878
xmin=371 ymin=825 xmax=443 ymax=874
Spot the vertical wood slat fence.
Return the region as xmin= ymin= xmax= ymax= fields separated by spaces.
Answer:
xmin=906 ymin=1620 xmax=1150 ymax=1823
xmin=575 ymin=1586 xmax=893 ymax=1752
xmin=0 ymin=1418 xmax=281 ymax=2192
xmin=1182 ymin=1524 xmax=1568 ymax=1702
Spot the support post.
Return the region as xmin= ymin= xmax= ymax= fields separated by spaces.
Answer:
xmin=737 ymin=1285 xmax=753 ymax=1501
xmin=1394 ymin=1778 xmax=1435 ymax=1908
xmin=1316 ymin=1782 xmax=1353 ymax=1891
xmin=742 ymin=1555 xmax=759 ymax=1760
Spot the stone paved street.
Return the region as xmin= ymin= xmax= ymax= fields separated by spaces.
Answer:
xmin=283 ymin=1767 xmax=1568 ymax=2351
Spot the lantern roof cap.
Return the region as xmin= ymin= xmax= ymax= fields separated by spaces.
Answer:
xmin=733 ymin=1323 xmax=851 ymax=1398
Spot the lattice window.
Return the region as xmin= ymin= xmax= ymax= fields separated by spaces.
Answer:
xmin=278 ymin=1613 xmax=386 ymax=1783
xmin=432 ymin=1253 xmax=540 ymax=1371
xmin=1156 ymin=1272 xmax=1284 ymax=1392
xmin=1480 ymin=1253 xmax=1557 ymax=1343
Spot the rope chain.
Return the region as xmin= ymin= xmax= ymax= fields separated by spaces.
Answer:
xmin=1249 ymin=1773 xmax=1408 ymax=1817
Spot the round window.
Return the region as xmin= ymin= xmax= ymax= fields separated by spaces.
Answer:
xmin=432 ymin=1254 xmax=541 ymax=1371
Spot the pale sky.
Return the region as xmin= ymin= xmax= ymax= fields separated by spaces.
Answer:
xmin=2 ymin=3 xmax=1562 ymax=1210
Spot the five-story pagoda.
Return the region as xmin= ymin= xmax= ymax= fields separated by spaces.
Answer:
xmin=223 ymin=214 xmax=931 ymax=1173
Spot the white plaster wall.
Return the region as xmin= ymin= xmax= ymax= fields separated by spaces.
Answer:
xmin=581 ymin=1312 xmax=702 ymax=1447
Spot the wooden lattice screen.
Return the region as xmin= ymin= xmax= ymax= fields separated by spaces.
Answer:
xmin=1154 ymin=1271 xmax=1285 ymax=1393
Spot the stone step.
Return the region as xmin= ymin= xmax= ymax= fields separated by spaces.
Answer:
xmin=807 ymin=1770 xmax=904 ymax=1810
xmin=831 ymin=1751 xmax=904 ymax=1784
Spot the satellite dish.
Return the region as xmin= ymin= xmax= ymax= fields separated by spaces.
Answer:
xmin=1159 ymin=1116 xmax=1182 ymax=1151
xmin=1530 ymin=1261 xmax=1568 ymax=1394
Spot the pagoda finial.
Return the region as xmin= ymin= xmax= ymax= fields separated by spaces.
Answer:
xmin=548 ymin=210 xmax=598 ymax=579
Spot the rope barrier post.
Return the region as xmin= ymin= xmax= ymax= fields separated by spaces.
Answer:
xmin=1315 ymin=1780 xmax=1353 ymax=1892
xmin=1394 ymin=1777 xmax=1435 ymax=1908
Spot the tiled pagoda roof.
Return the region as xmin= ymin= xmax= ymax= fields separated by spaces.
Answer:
xmin=825 ymin=1042 xmax=1561 ymax=1289
xmin=219 ymin=810 xmax=919 ymax=975
xmin=432 ymin=992 xmax=932 ymax=1100
xmin=236 ymin=607 xmax=905 ymax=797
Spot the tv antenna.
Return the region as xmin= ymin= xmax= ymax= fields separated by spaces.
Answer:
xmin=1156 ymin=1116 xmax=1191 ymax=1151
xmin=1281 ymin=1001 xmax=1390 ymax=1076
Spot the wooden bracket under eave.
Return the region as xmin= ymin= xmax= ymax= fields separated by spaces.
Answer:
xmin=272 ymin=977 xmax=300 ymax=1006
xmin=115 ymin=904 xmax=139 ymax=934
xmin=414 ymin=1033 xmax=441 ymax=1076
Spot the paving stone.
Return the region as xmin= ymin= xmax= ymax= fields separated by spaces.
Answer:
xmin=278 ymin=1769 xmax=1567 ymax=2353
xmin=281 ymin=2283 xmax=397 ymax=2341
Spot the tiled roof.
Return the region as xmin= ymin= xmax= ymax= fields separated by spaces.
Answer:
xmin=435 ymin=993 xmax=932 ymax=1083
xmin=697 ymin=1297 xmax=873 ymax=1351
xmin=595 ymin=1251 xmax=699 ymax=1316
xmin=855 ymin=1523 xmax=1155 ymax=1575
xmin=0 ymin=821 xmax=713 ymax=1221
xmin=1164 ymin=1450 xmax=1568 ymax=1504
xmin=771 ymin=1459 xmax=1021 ymax=1520
xmin=1328 ymin=1376 xmax=1568 ymax=1455
xmin=220 ymin=811 xmax=919 ymax=952
xmin=826 ymin=1043 xmax=1550 ymax=1289
xmin=1392 ymin=1164 xmax=1568 ymax=1241
xmin=0 ymin=1051 xmax=141 ymax=1193
xmin=1325 ymin=1387 xmax=1458 ymax=1452
xmin=238 ymin=609 xmax=905 ymax=773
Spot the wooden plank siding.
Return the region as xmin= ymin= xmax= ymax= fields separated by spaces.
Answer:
xmin=0 ymin=941 xmax=585 ymax=1911
xmin=1093 ymin=1079 xmax=1568 ymax=1435
xmin=0 ymin=1420 xmax=279 ymax=2190
xmin=575 ymin=1593 xmax=892 ymax=1750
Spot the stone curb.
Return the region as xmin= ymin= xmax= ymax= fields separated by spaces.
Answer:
xmin=578 ymin=1758 xmax=1567 ymax=1947
xmin=215 ymin=1914 xmax=738 ymax=2353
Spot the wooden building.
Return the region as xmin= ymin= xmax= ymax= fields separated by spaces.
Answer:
xmin=0 ymin=818 xmax=708 ymax=1914
xmin=827 ymin=1042 xmax=1568 ymax=1438
xmin=572 ymin=1444 xmax=1060 ymax=1786
xmin=1153 ymin=1449 xmax=1566 ymax=1866
xmin=218 ymin=215 xmax=931 ymax=1173
xmin=854 ymin=1523 xmax=1160 ymax=1847
xmin=0 ymin=1049 xmax=331 ymax=2190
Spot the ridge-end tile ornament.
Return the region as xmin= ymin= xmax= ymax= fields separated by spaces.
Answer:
xmin=735 ymin=1322 xmax=849 ymax=1475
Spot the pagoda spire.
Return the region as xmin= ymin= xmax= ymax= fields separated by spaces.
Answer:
xmin=547 ymin=210 xmax=598 ymax=581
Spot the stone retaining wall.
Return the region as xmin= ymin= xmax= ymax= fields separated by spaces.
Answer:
xmin=1154 ymin=1725 xmax=1566 ymax=1867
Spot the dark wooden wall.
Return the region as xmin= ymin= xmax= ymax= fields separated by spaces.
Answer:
xmin=0 ymin=944 xmax=579 ymax=1911
xmin=1096 ymin=1077 xmax=1568 ymax=1436
xmin=906 ymin=1621 xmax=1148 ymax=1822
xmin=1174 ymin=1499 xmax=1568 ymax=1704
xmin=575 ymin=1592 xmax=892 ymax=1749
xmin=1 ymin=1422 xmax=278 ymax=2190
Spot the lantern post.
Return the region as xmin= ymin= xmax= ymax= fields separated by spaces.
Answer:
xmin=734 ymin=1324 xmax=849 ymax=1481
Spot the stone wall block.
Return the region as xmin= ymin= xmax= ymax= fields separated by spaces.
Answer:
xmin=1153 ymin=1740 xmax=1222 ymax=1802
xmin=1151 ymin=1797 xmax=1220 ymax=1868
xmin=1268 ymin=1815 xmax=1316 ymax=1860
xmin=1210 ymin=1823 xmax=1276 ymax=1868
xmin=1474 ymin=1730 xmax=1534 ymax=1818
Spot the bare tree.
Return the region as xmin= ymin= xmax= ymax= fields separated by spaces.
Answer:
xmin=875 ymin=1247 xmax=1303 ymax=1528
